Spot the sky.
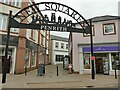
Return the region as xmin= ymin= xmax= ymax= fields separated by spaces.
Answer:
xmin=34 ymin=0 xmax=119 ymax=38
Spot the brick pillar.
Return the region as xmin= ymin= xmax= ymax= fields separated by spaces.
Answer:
xmin=36 ymin=31 xmax=40 ymax=67
xmin=15 ymin=1 xmax=28 ymax=74
xmin=15 ymin=35 xmax=26 ymax=74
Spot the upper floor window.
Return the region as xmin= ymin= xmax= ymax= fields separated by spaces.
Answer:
xmin=41 ymin=34 xmax=44 ymax=45
xmin=0 ymin=14 xmax=7 ymax=31
xmin=61 ymin=43 xmax=64 ymax=49
xmin=103 ymin=23 xmax=116 ymax=35
xmin=30 ymin=29 xmax=34 ymax=38
xmin=1 ymin=0 xmax=9 ymax=4
xmin=10 ymin=28 xmax=19 ymax=33
xmin=55 ymin=42 xmax=59 ymax=48
xmin=0 ymin=0 xmax=21 ymax=7
xmin=11 ymin=0 xmax=21 ymax=7
xmin=66 ymin=44 xmax=68 ymax=49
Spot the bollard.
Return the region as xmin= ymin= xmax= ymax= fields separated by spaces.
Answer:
xmin=25 ymin=66 xmax=27 ymax=75
xmin=115 ymin=68 xmax=117 ymax=79
xmin=57 ymin=66 xmax=59 ymax=76
xmin=68 ymin=64 xmax=72 ymax=74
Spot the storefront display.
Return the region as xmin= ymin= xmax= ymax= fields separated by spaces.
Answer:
xmin=111 ymin=53 xmax=120 ymax=70
xmin=83 ymin=53 xmax=90 ymax=69
xmin=103 ymin=58 xmax=109 ymax=75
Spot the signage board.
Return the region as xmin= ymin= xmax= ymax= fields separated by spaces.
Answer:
xmin=91 ymin=56 xmax=95 ymax=60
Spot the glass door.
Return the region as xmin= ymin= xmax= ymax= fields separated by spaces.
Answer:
xmin=103 ymin=57 xmax=109 ymax=75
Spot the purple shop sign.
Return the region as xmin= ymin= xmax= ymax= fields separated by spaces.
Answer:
xmin=83 ymin=46 xmax=120 ymax=52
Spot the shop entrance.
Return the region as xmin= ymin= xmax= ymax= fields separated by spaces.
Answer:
xmin=95 ymin=53 xmax=109 ymax=75
xmin=1 ymin=56 xmax=11 ymax=73
xmin=1 ymin=49 xmax=12 ymax=74
xmin=95 ymin=58 xmax=103 ymax=74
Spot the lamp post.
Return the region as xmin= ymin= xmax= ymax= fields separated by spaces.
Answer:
xmin=2 ymin=11 xmax=12 ymax=83
xmin=114 ymin=54 xmax=118 ymax=79
xmin=90 ymin=19 xmax=95 ymax=79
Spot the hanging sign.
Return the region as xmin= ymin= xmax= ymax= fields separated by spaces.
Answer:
xmin=91 ymin=56 xmax=95 ymax=60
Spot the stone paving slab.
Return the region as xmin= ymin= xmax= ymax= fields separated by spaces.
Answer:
xmin=1 ymin=65 xmax=119 ymax=88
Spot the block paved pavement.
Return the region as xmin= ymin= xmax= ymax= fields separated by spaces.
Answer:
xmin=1 ymin=65 xmax=119 ymax=88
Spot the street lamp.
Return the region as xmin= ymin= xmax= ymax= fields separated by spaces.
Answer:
xmin=2 ymin=11 xmax=12 ymax=83
xmin=90 ymin=19 xmax=95 ymax=79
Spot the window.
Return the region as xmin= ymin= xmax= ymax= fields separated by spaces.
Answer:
xmin=30 ymin=29 xmax=33 ymax=38
xmin=55 ymin=42 xmax=59 ymax=48
xmin=61 ymin=43 xmax=64 ymax=49
xmin=0 ymin=14 xmax=7 ymax=30
xmin=30 ymin=29 xmax=36 ymax=40
xmin=2 ymin=17 xmax=7 ymax=30
xmin=103 ymin=23 xmax=116 ymax=35
xmin=11 ymin=0 xmax=16 ymax=6
xmin=83 ymin=25 xmax=94 ymax=37
xmin=25 ymin=49 xmax=30 ymax=67
xmin=41 ymin=34 xmax=44 ymax=45
xmin=1 ymin=0 xmax=5 ymax=3
xmin=1 ymin=0 xmax=21 ymax=7
xmin=31 ymin=50 xmax=36 ymax=66
xmin=55 ymin=55 xmax=64 ymax=62
xmin=5 ymin=0 xmax=9 ymax=4
xmin=16 ymin=0 xmax=20 ymax=6
xmin=1 ymin=0 xmax=9 ymax=4
xmin=0 ymin=14 xmax=2 ymax=29
xmin=66 ymin=44 xmax=68 ymax=49
xmin=111 ymin=53 xmax=120 ymax=70
xmin=83 ymin=53 xmax=90 ymax=69
xmin=10 ymin=28 xmax=19 ymax=33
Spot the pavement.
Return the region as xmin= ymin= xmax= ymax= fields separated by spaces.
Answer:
xmin=1 ymin=65 xmax=119 ymax=89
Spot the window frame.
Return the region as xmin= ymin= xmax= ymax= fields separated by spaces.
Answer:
xmin=61 ymin=43 xmax=64 ymax=49
xmin=31 ymin=50 xmax=36 ymax=67
xmin=1 ymin=0 xmax=21 ymax=8
xmin=83 ymin=53 xmax=91 ymax=69
xmin=25 ymin=49 xmax=30 ymax=68
xmin=111 ymin=53 xmax=120 ymax=70
xmin=0 ymin=14 xmax=7 ymax=31
xmin=41 ymin=34 xmax=44 ymax=45
xmin=55 ymin=55 xmax=64 ymax=62
xmin=103 ymin=23 xmax=116 ymax=35
xmin=66 ymin=44 xmax=68 ymax=49
xmin=55 ymin=42 xmax=59 ymax=48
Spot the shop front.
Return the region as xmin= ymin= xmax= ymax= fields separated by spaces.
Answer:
xmin=0 ymin=47 xmax=17 ymax=74
xmin=0 ymin=35 xmax=18 ymax=74
xmin=82 ymin=45 xmax=120 ymax=75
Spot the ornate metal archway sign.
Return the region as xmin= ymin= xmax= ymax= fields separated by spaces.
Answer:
xmin=2 ymin=2 xmax=95 ymax=83
xmin=10 ymin=2 xmax=90 ymax=33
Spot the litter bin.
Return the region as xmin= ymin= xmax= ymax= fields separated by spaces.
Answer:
xmin=37 ymin=64 xmax=45 ymax=76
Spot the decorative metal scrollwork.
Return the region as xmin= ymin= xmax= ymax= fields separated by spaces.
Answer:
xmin=11 ymin=2 xmax=90 ymax=33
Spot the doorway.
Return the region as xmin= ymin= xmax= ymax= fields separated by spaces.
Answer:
xmin=95 ymin=58 xmax=103 ymax=74
xmin=1 ymin=49 xmax=13 ymax=74
xmin=2 ymin=56 xmax=11 ymax=73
